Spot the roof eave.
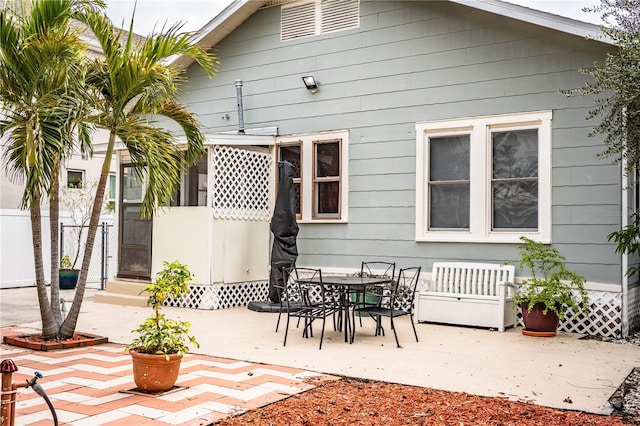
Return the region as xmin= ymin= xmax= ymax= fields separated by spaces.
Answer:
xmin=171 ymin=0 xmax=268 ymax=68
xmin=451 ymin=0 xmax=613 ymax=45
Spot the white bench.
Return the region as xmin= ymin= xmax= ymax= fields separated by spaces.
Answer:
xmin=415 ymin=262 xmax=517 ymax=332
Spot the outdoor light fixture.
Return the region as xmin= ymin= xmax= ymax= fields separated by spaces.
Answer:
xmin=302 ymin=75 xmax=319 ymax=94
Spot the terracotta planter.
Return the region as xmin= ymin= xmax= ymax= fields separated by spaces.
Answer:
xmin=129 ymin=349 xmax=183 ymax=392
xmin=520 ymin=302 xmax=560 ymax=336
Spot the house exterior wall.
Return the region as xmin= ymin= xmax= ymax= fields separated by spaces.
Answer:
xmin=152 ymin=207 xmax=211 ymax=282
xmin=182 ymin=1 xmax=619 ymax=289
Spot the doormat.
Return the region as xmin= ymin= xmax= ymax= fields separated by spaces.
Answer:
xmin=120 ymin=385 xmax=187 ymax=397
xmin=3 ymin=332 xmax=108 ymax=351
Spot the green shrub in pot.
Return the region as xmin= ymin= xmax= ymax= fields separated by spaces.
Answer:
xmin=126 ymin=260 xmax=199 ymax=357
xmin=510 ymin=236 xmax=589 ymax=320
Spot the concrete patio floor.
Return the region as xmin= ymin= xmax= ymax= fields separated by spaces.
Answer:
xmin=1 ymin=286 xmax=638 ymax=419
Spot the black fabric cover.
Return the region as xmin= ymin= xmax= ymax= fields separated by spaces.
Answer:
xmin=268 ymin=161 xmax=299 ymax=303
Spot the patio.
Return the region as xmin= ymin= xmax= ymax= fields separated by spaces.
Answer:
xmin=1 ymin=288 xmax=638 ymax=424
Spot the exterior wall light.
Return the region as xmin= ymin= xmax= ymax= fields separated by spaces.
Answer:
xmin=302 ymin=76 xmax=319 ymax=94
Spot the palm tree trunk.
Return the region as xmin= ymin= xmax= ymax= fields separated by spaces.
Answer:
xmin=30 ymin=193 xmax=58 ymax=338
xmin=49 ymin=164 xmax=62 ymax=324
xmin=60 ymin=132 xmax=116 ymax=338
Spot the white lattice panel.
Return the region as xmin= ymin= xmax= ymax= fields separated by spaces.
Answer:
xmin=211 ymin=146 xmax=272 ymax=221
xmin=165 ymin=281 xmax=269 ymax=310
xmin=516 ymin=290 xmax=623 ymax=338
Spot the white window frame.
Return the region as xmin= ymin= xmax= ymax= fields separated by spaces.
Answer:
xmin=415 ymin=111 xmax=552 ymax=243
xmin=107 ymin=173 xmax=116 ymax=202
xmin=276 ymin=130 xmax=349 ymax=223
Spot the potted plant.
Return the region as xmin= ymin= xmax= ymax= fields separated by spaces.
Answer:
xmin=59 ymin=255 xmax=80 ymax=290
xmin=510 ymin=237 xmax=589 ymax=336
xmin=126 ymin=260 xmax=199 ymax=392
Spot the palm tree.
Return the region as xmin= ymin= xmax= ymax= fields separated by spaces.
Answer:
xmin=56 ymin=10 xmax=219 ymax=337
xmin=0 ymin=0 xmax=99 ymax=339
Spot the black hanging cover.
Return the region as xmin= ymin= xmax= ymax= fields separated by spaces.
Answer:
xmin=268 ymin=161 xmax=299 ymax=303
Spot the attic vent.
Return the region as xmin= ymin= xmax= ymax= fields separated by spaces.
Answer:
xmin=281 ymin=0 xmax=359 ymax=41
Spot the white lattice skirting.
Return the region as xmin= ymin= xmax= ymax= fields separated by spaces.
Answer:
xmin=166 ymin=281 xmax=269 ymax=310
xmin=516 ymin=290 xmax=624 ymax=338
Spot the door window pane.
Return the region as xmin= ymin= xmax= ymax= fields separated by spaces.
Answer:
xmin=428 ymin=135 xmax=470 ymax=229
xmin=492 ymin=130 xmax=538 ymax=229
xmin=122 ymin=167 xmax=145 ymax=203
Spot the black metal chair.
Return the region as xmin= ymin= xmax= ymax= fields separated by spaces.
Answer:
xmin=282 ymin=267 xmax=341 ymax=350
xmin=354 ymin=266 xmax=421 ymax=348
xmin=351 ymin=261 xmax=396 ymax=328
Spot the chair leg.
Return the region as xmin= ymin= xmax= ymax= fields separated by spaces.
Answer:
xmin=303 ymin=316 xmax=314 ymax=338
xmin=390 ymin=316 xmax=401 ymax=348
xmin=410 ymin=314 xmax=419 ymax=343
xmin=319 ymin=317 xmax=326 ymax=350
xmin=275 ymin=311 xmax=282 ymax=332
xmin=283 ymin=314 xmax=291 ymax=346
xmin=373 ymin=315 xmax=384 ymax=336
xmin=351 ymin=304 xmax=357 ymax=341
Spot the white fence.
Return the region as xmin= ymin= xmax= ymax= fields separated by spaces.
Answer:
xmin=0 ymin=209 xmax=114 ymax=289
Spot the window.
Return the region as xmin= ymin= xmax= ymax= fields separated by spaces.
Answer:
xmin=415 ymin=111 xmax=551 ymax=243
xmin=170 ymin=152 xmax=208 ymax=207
xmin=278 ymin=143 xmax=302 ymax=216
xmin=281 ymin=0 xmax=359 ymax=41
xmin=277 ymin=131 xmax=348 ymax=222
xmin=106 ymin=173 xmax=116 ymax=212
xmin=67 ymin=169 xmax=84 ymax=189
xmin=313 ymin=140 xmax=341 ymax=218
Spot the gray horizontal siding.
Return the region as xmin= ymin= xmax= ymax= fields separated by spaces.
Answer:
xmin=182 ymin=0 xmax=622 ymax=285
xmin=553 ymin=205 xmax=623 ymax=226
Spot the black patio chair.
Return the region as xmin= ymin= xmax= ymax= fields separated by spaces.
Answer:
xmin=351 ymin=261 xmax=396 ymax=327
xmin=354 ymin=266 xmax=421 ymax=348
xmin=282 ymin=267 xmax=341 ymax=350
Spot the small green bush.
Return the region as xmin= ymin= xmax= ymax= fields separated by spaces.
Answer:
xmin=127 ymin=260 xmax=199 ymax=357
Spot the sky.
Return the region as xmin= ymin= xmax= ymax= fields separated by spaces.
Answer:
xmin=105 ymin=0 xmax=605 ymax=36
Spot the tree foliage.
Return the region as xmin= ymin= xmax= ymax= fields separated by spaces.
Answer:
xmin=0 ymin=0 xmax=102 ymax=338
xmin=57 ymin=5 xmax=218 ymax=338
xmin=566 ymin=0 xmax=640 ymax=174
xmin=1 ymin=0 xmax=218 ymax=339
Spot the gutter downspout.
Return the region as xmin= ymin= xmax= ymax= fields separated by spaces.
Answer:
xmin=235 ymin=80 xmax=245 ymax=135
xmin=621 ymin=157 xmax=629 ymax=338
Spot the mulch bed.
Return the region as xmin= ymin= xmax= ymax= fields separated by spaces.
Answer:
xmin=215 ymin=378 xmax=627 ymax=425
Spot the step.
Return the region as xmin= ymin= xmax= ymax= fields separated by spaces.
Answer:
xmin=93 ymin=292 xmax=149 ymax=307
xmin=104 ymin=280 xmax=149 ymax=297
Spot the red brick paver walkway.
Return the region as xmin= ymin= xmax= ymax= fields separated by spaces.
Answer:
xmin=1 ymin=327 xmax=338 ymax=425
